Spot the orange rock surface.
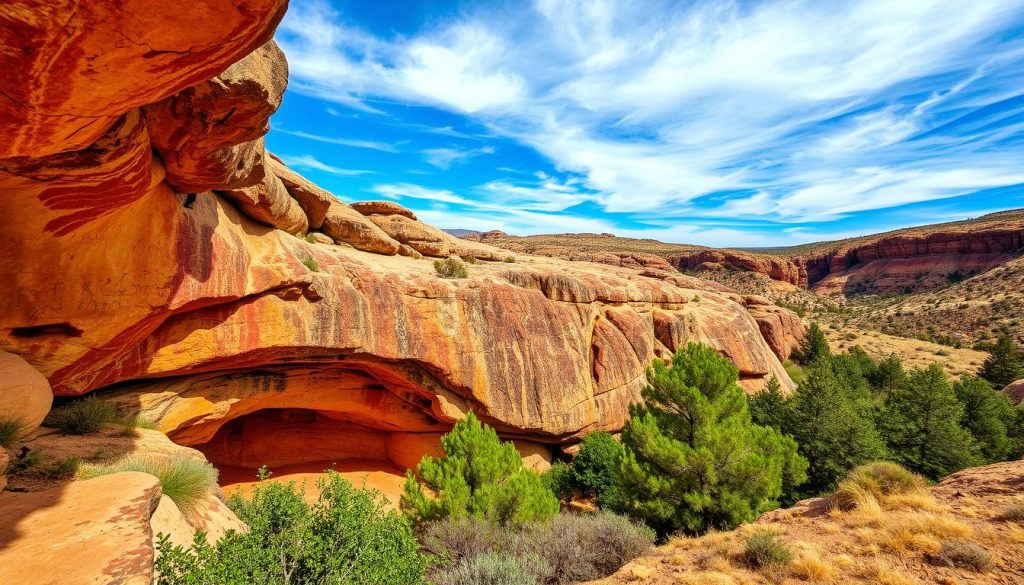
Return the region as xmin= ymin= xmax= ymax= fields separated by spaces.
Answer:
xmin=0 ymin=472 xmax=163 ymax=585
xmin=0 ymin=0 xmax=797 ymax=492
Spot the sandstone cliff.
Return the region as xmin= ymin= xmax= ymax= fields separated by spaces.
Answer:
xmin=0 ymin=0 xmax=799 ymax=481
xmin=466 ymin=213 xmax=1024 ymax=297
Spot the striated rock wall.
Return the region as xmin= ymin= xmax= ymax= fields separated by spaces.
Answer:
xmin=0 ymin=0 xmax=797 ymax=479
xmin=668 ymin=218 xmax=1024 ymax=295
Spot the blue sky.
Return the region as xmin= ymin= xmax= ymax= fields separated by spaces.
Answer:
xmin=267 ymin=0 xmax=1024 ymax=247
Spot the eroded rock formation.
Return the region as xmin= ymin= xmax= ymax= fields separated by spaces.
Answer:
xmin=0 ymin=0 xmax=799 ymax=496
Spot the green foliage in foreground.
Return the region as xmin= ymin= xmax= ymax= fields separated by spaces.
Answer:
xmin=782 ymin=358 xmax=885 ymax=497
xmin=44 ymin=396 xmax=116 ymax=435
xmin=954 ymin=376 xmax=1021 ymax=462
xmin=156 ymin=472 xmax=425 ymax=585
xmin=400 ymin=412 xmax=559 ymax=526
xmin=881 ymin=364 xmax=981 ymax=478
xmin=79 ymin=455 xmax=219 ymax=515
xmin=618 ymin=343 xmax=808 ymax=536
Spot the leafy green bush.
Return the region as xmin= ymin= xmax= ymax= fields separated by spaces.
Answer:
xmin=740 ymin=530 xmax=792 ymax=570
xmin=541 ymin=461 xmax=574 ymax=503
xmin=833 ymin=462 xmax=925 ymax=510
xmin=0 ymin=417 xmax=25 ymax=447
xmin=156 ymin=472 xmax=425 ymax=584
xmin=80 ymin=455 xmax=218 ymax=514
xmin=422 ymin=512 xmax=654 ymax=585
xmin=44 ymin=396 xmax=117 ymax=434
xmin=434 ymin=257 xmax=469 ymax=279
xmin=401 ymin=412 xmax=558 ymax=526
xmin=571 ymin=431 xmax=624 ymax=509
xmin=618 ymin=343 xmax=807 ymax=536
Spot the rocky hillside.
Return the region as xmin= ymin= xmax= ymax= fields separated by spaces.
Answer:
xmin=0 ymin=0 xmax=801 ymax=497
xmin=593 ymin=459 xmax=1024 ymax=585
xmin=469 ymin=211 xmax=1024 ymax=297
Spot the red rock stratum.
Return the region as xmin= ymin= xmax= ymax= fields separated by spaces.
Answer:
xmin=0 ymin=0 xmax=799 ymax=478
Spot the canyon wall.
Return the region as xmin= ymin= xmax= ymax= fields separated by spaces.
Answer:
xmin=668 ymin=218 xmax=1024 ymax=295
xmin=0 ymin=0 xmax=799 ymax=479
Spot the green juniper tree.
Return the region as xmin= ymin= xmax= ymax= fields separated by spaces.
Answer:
xmin=866 ymin=354 xmax=907 ymax=402
xmin=783 ymin=357 xmax=886 ymax=496
xmin=979 ymin=334 xmax=1024 ymax=389
xmin=571 ymin=431 xmax=625 ymax=510
xmin=748 ymin=376 xmax=789 ymax=431
xmin=400 ymin=412 xmax=558 ymax=526
xmin=618 ymin=343 xmax=807 ymax=536
xmin=954 ymin=376 xmax=1020 ymax=462
xmin=792 ymin=322 xmax=831 ymax=365
xmin=881 ymin=365 xmax=980 ymax=479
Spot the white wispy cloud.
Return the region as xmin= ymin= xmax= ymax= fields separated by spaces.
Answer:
xmin=421 ymin=145 xmax=496 ymax=169
xmin=278 ymin=154 xmax=374 ymax=176
xmin=277 ymin=128 xmax=401 ymax=152
xmin=277 ymin=0 xmax=1024 ymax=239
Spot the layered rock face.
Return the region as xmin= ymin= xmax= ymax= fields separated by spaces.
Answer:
xmin=667 ymin=216 xmax=1024 ymax=295
xmin=0 ymin=0 xmax=798 ymax=484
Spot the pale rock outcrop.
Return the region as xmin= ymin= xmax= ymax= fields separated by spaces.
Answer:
xmin=352 ymin=200 xmax=418 ymax=220
xmin=321 ymin=200 xmax=403 ymax=254
xmin=1003 ymin=379 xmax=1024 ymax=405
xmin=219 ymin=153 xmax=309 ymax=234
xmin=0 ymin=350 xmax=53 ymax=435
xmin=0 ymin=472 xmax=163 ymax=585
xmin=0 ymin=0 xmax=288 ymax=159
xmin=144 ymin=40 xmax=288 ymax=193
xmin=268 ymin=154 xmax=335 ymax=228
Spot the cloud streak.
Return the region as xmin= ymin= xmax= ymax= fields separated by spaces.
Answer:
xmin=273 ymin=0 xmax=1024 ymax=244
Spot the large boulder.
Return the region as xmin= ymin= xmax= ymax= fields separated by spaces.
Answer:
xmin=145 ymin=40 xmax=288 ymax=193
xmin=268 ymin=154 xmax=335 ymax=228
xmin=0 ymin=0 xmax=288 ymax=159
xmin=0 ymin=350 xmax=53 ymax=435
xmin=1003 ymin=379 xmax=1024 ymax=405
xmin=320 ymin=200 xmax=402 ymax=254
xmin=351 ymin=201 xmax=417 ymax=220
xmin=219 ymin=154 xmax=309 ymax=234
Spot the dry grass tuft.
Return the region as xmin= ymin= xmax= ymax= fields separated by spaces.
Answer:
xmin=789 ymin=548 xmax=835 ymax=583
xmin=999 ymin=504 xmax=1024 ymax=523
xmin=933 ymin=539 xmax=992 ymax=572
xmin=834 ymin=462 xmax=925 ymax=511
xmin=867 ymin=561 xmax=920 ymax=585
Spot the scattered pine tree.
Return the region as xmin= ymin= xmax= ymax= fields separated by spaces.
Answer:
xmin=400 ymin=412 xmax=559 ymax=526
xmin=618 ymin=343 xmax=807 ymax=536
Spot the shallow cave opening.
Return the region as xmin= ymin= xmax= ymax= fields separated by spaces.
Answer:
xmin=192 ymin=406 xmax=447 ymax=504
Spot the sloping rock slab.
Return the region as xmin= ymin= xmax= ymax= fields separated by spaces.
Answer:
xmin=0 ymin=472 xmax=162 ymax=585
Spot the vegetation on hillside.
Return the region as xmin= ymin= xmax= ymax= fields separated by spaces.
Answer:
xmin=152 ymin=337 xmax=1024 ymax=584
xmin=155 ymin=472 xmax=426 ymax=585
